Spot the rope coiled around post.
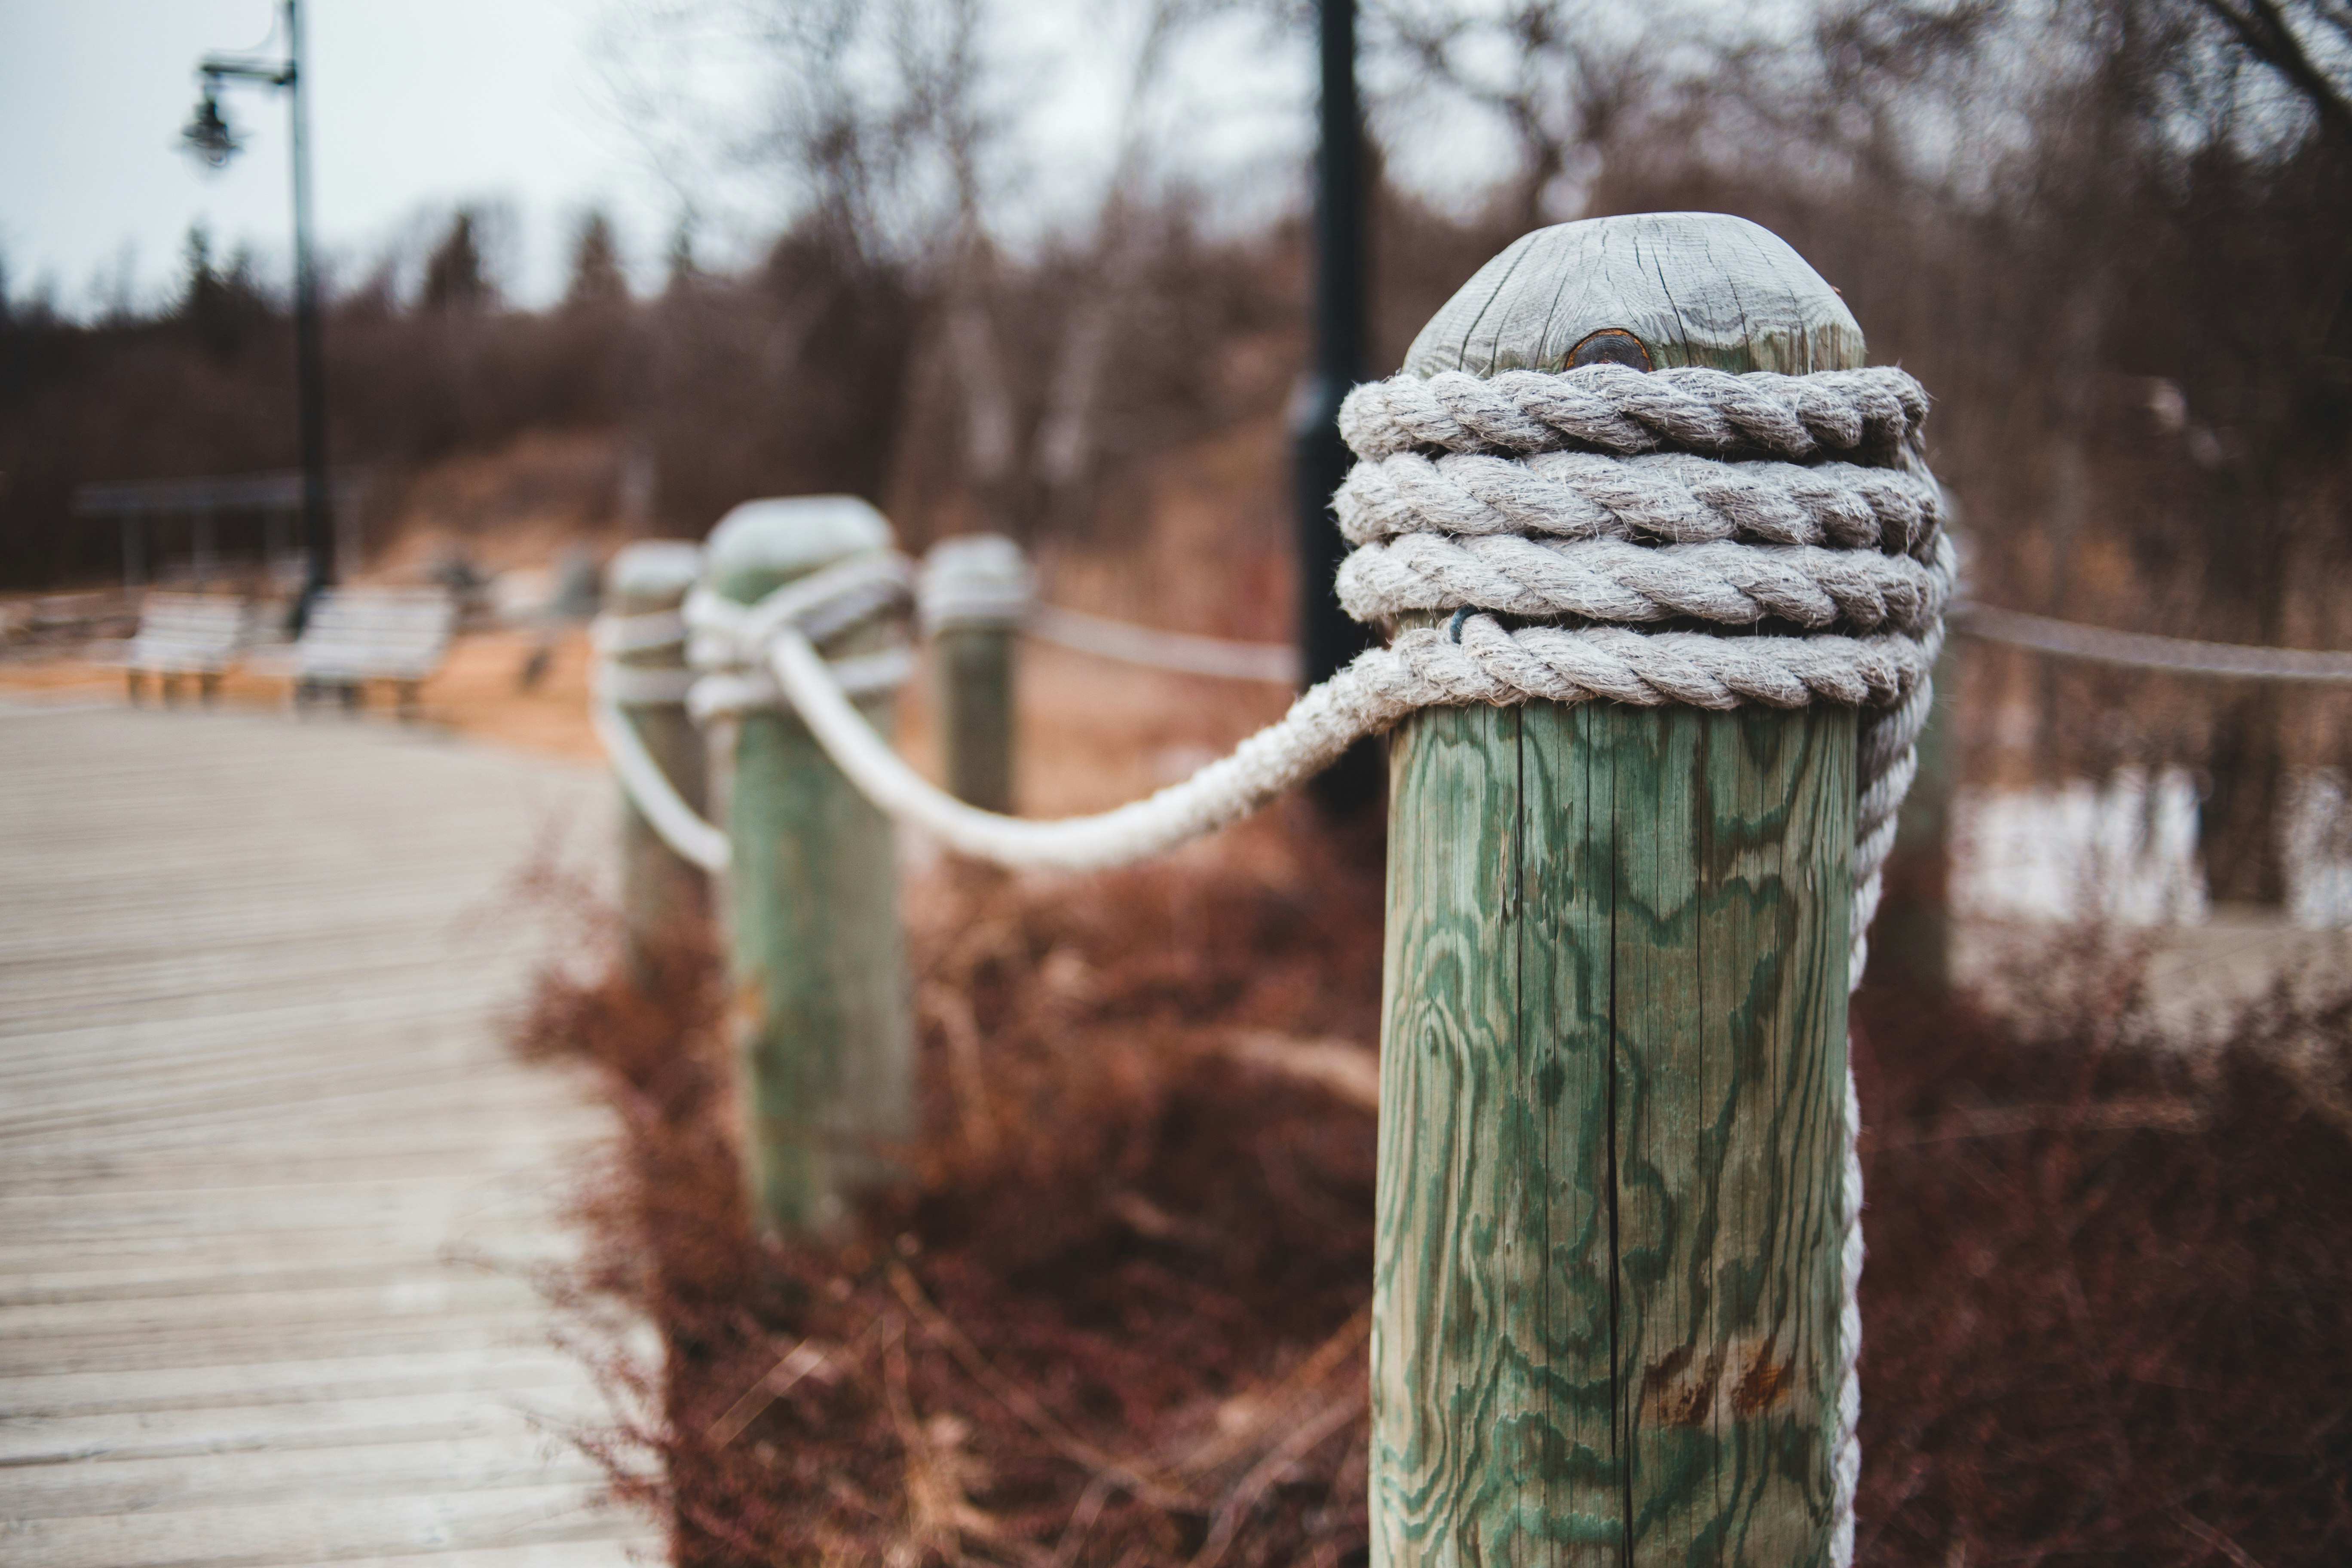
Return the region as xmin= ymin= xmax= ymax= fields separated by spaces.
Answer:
xmin=592 ymin=362 xmax=1947 ymax=903
xmin=594 ymin=363 xmax=1951 ymax=1565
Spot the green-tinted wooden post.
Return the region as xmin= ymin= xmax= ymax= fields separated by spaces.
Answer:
xmin=918 ymin=533 xmax=1028 ymax=813
xmin=1371 ymin=214 xmax=1864 ymax=1567
xmin=705 ymin=497 xmax=911 ymax=1234
xmin=607 ymin=540 xmax=709 ymax=981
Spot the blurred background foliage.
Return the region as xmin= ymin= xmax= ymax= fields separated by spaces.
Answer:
xmin=3 ymin=0 xmax=2349 ymax=898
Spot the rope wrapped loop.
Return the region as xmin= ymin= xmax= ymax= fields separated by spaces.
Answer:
xmin=588 ymin=551 xmax=920 ymax=873
xmin=591 ymin=361 xmax=1950 ymax=897
xmin=918 ymin=533 xmax=1032 ymax=634
xmin=589 ymin=360 xmax=1949 ymax=1562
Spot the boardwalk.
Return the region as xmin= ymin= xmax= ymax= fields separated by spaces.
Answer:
xmin=0 ymin=701 xmax=654 ymax=1567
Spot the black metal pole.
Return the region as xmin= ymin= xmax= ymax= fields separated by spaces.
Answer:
xmin=1293 ymin=0 xmax=1378 ymax=814
xmin=286 ymin=0 xmax=334 ymax=627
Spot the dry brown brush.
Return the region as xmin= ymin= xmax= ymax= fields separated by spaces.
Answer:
xmin=519 ymin=821 xmax=2351 ymax=1567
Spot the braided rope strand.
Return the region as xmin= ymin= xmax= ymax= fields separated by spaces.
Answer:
xmin=1338 ymin=448 xmax=1942 ymax=557
xmin=1338 ymin=362 xmax=1927 ymax=460
xmin=1339 ymin=532 xmax=1949 ymax=632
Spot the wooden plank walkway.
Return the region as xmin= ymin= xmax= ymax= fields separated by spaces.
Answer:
xmin=0 ymin=700 xmax=656 ymax=1568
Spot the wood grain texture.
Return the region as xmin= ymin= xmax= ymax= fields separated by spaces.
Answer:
xmin=1372 ymin=211 xmax=1863 ymax=1568
xmin=609 ymin=543 xmax=710 ymax=978
xmin=1403 ymin=213 xmax=1864 ymax=379
xmin=707 ymin=499 xmax=912 ymax=1234
xmin=934 ymin=625 xmax=1016 ymax=812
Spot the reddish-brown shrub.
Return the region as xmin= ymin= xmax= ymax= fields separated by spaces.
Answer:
xmin=523 ymin=833 xmax=2352 ymax=1567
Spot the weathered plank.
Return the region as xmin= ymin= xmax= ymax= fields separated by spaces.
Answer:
xmin=0 ymin=705 xmax=652 ymax=1565
xmin=1 ymin=1484 xmax=630 ymax=1568
xmin=0 ymin=1436 xmax=607 ymax=1522
xmin=1371 ymin=213 xmax=1862 ymax=1568
xmin=0 ymin=1349 xmax=594 ymax=1418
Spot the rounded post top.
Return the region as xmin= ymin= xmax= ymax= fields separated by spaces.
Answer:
xmin=919 ymin=533 xmax=1032 ymax=634
xmin=605 ymin=540 xmax=702 ymax=609
xmin=922 ymin=533 xmax=1025 ymax=581
xmin=705 ymin=495 xmax=897 ymax=603
xmin=1403 ymin=212 xmax=1865 ymax=379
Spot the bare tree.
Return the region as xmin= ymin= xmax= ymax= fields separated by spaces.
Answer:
xmin=2195 ymin=0 xmax=2352 ymax=136
xmin=1369 ymin=0 xmax=1687 ymax=230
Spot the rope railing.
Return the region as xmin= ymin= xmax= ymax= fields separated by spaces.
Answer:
xmin=1018 ymin=591 xmax=2352 ymax=692
xmin=597 ymin=367 xmax=1948 ymax=897
xmin=1024 ymin=603 xmax=1300 ymax=685
xmin=588 ymin=207 xmax=2352 ymax=1565
xmin=593 ymin=357 xmax=1961 ymax=1563
xmin=1952 ymin=600 xmax=2352 ymax=683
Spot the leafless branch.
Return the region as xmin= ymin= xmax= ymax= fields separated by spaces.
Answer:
xmin=2195 ymin=0 xmax=2352 ymax=139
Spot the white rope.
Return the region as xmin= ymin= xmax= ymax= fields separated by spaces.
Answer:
xmin=589 ymin=677 xmax=730 ymax=873
xmin=1338 ymin=448 xmax=1942 ymax=555
xmin=1338 ymin=362 xmax=1927 ymax=460
xmin=1340 ymin=532 xmax=1944 ymax=631
xmin=590 ymin=363 xmax=1950 ymax=1559
xmin=586 ymin=552 xmax=919 ymax=871
xmin=688 ymin=646 xmax=915 ymax=723
xmin=1955 ymin=600 xmax=2352 ymax=683
xmin=683 ymin=553 xmax=915 ymax=676
xmin=598 ymin=663 xmax=697 ymax=705
xmin=1026 ymin=602 xmax=1302 ymax=685
xmin=592 ymin=609 xmax=687 ymax=656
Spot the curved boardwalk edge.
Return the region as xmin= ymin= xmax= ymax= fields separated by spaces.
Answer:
xmin=0 ymin=702 xmax=655 ymax=1568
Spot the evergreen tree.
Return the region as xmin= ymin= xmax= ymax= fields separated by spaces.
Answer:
xmin=422 ymin=209 xmax=494 ymax=312
xmin=565 ymin=211 xmax=628 ymax=309
xmin=178 ymin=223 xmax=224 ymax=322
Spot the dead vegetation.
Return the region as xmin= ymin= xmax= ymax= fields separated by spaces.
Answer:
xmin=518 ymin=822 xmax=2352 ymax=1567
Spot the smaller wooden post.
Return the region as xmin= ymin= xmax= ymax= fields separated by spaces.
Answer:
xmin=705 ymin=497 xmax=911 ymax=1234
xmin=606 ymin=540 xmax=709 ymax=980
xmin=917 ymin=534 xmax=1029 ymax=812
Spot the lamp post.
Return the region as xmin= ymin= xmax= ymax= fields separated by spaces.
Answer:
xmin=1292 ymin=0 xmax=1378 ymax=815
xmin=181 ymin=0 xmax=334 ymax=626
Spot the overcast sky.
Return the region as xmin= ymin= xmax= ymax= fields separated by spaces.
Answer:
xmin=0 ymin=0 xmax=1336 ymax=318
xmin=0 ymin=0 xmax=688 ymax=312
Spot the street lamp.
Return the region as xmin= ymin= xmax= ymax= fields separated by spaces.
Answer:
xmin=180 ymin=0 xmax=334 ymax=626
xmin=181 ymin=89 xmax=242 ymax=168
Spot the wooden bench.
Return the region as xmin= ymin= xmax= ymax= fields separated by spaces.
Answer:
xmin=119 ymin=592 xmax=254 ymax=705
xmin=290 ymin=588 xmax=456 ymax=718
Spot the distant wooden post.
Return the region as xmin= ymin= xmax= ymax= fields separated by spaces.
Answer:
xmin=606 ymin=540 xmax=708 ymax=980
xmin=918 ymin=534 xmax=1029 ymax=813
xmin=1372 ymin=214 xmax=1862 ymax=1566
xmin=704 ymin=497 xmax=911 ymax=1234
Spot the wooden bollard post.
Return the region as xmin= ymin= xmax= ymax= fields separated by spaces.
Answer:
xmin=704 ymin=497 xmax=911 ymax=1234
xmin=1372 ymin=214 xmax=1862 ymax=1565
xmin=918 ymin=533 xmax=1029 ymax=812
xmin=606 ymin=540 xmax=708 ymax=980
